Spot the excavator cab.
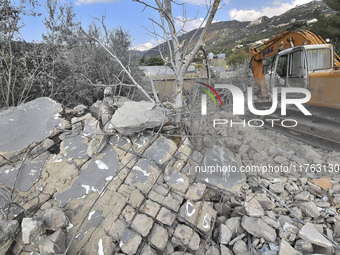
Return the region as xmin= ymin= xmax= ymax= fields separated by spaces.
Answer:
xmin=271 ymin=44 xmax=334 ymax=97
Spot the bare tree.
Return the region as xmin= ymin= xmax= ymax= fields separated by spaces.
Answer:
xmin=133 ymin=0 xmax=221 ymax=121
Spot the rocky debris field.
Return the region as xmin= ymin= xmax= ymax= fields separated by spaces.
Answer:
xmin=0 ymin=90 xmax=340 ymax=255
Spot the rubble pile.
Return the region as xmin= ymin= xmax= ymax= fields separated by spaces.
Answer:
xmin=0 ymin=95 xmax=340 ymax=254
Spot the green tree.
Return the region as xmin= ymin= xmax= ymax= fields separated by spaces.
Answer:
xmin=312 ymin=0 xmax=340 ymax=55
xmin=0 ymin=0 xmax=40 ymax=107
xmin=226 ymin=47 xmax=249 ymax=68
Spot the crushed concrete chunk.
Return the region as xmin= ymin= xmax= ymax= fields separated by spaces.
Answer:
xmin=22 ymin=218 xmax=44 ymax=244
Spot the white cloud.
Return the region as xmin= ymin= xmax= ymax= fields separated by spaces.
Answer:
xmin=228 ymin=0 xmax=315 ymax=21
xmin=175 ymin=16 xmax=206 ymax=33
xmin=75 ymin=0 xmax=120 ymax=6
xmin=133 ymin=39 xmax=160 ymax=52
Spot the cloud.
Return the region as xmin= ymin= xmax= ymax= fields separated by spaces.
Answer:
xmin=175 ymin=16 xmax=206 ymax=33
xmin=75 ymin=0 xmax=120 ymax=6
xmin=133 ymin=39 xmax=160 ymax=52
xmin=228 ymin=0 xmax=315 ymax=21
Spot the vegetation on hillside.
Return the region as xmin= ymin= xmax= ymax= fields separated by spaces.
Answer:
xmin=312 ymin=0 xmax=340 ymax=55
xmin=0 ymin=0 xmax=142 ymax=108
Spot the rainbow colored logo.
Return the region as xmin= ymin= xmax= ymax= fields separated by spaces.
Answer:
xmin=198 ymin=82 xmax=222 ymax=115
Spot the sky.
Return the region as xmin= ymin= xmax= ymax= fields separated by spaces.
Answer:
xmin=18 ymin=0 xmax=317 ymax=51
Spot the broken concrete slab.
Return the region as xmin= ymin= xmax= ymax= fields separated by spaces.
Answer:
xmin=298 ymin=222 xmax=333 ymax=249
xmin=0 ymin=156 xmax=46 ymax=192
xmin=144 ymin=135 xmax=177 ymax=164
xmin=108 ymin=101 xmax=168 ymax=135
xmin=56 ymin=145 xmax=119 ymax=206
xmin=0 ymin=97 xmax=62 ymax=159
xmin=197 ymin=146 xmax=244 ymax=193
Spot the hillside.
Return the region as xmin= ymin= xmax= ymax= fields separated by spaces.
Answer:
xmin=144 ymin=0 xmax=335 ymax=56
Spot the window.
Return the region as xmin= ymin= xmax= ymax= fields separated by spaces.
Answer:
xmin=276 ymin=55 xmax=288 ymax=78
xmin=289 ymin=51 xmax=302 ymax=77
xmin=306 ymin=48 xmax=332 ymax=71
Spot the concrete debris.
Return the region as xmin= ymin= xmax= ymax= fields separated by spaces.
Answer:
xmin=38 ymin=228 xmax=66 ymax=254
xmin=241 ymin=216 xmax=277 ymax=242
xmin=21 ymin=218 xmax=44 ymax=244
xmin=0 ymin=220 xmax=19 ymax=254
xmin=278 ymin=239 xmax=302 ymax=255
xmin=298 ymin=222 xmax=333 ymax=248
xmin=172 ymin=224 xmax=200 ymax=251
xmin=1 ymin=95 xmax=340 ymax=255
xmin=42 ymin=208 xmax=68 ymax=231
xmin=299 ymin=201 xmax=321 ymax=218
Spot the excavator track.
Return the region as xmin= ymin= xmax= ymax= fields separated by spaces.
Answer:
xmin=247 ymin=105 xmax=340 ymax=151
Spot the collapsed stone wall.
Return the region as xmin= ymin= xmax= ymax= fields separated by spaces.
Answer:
xmin=0 ymin=95 xmax=340 ymax=255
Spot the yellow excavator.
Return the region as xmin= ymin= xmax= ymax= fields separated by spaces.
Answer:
xmin=250 ymin=29 xmax=340 ymax=109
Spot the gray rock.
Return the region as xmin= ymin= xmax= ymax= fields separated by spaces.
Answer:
xmin=87 ymin=133 xmax=109 ymax=158
xmin=0 ymin=97 xmax=62 ymax=158
xmin=108 ymin=101 xmax=168 ymax=135
xmin=221 ymin=245 xmax=234 ymax=255
xmin=0 ymin=220 xmax=19 ymax=254
xmin=298 ymin=222 xmax=333 ymax=248
xmin=42 ymin=208 xmax=68 ymax=231
xmin=39 ymin=229 xmax=66 ymax=254
xmin=294 ymin=239 xmax=314 ymax=253
xmin=149 ymin=224 xmax=168 ymax=251
xmin=73 ymin=104 xmax=87 ymax=115
xmin=229 ymin=233 xmax=246 ymax=246
xmin=131 ymin=214 xmax=153 ymax=237
xmin=141 ymin=244 xmax=156 ymax=255
xmin=206 ymin=244 xmax=221 ymax=255
xmin=22 ymin=218 xmax=44 ymax=244
xmin=172 ymin=224 xmax=200 ymax=251
xmin=300 ymin=202 xmax=320 ymax=218
xmin=279 ymin=239 xmax=302 ymax=255
xmin=244 ymin=197 xmax=264 ymax=217
xmin=269 ymin=183 xmax=284 ymax=194
xmin=294 ymin=191 xmax=311 ymax=201
xmin=262 ymin=216 xmax=280 ymax=229
xmin=219 ymin=224 xmax=233 ymax=245
xmin=233 ymin=240 xmax=248 ymax=254
xmin=254 ymin=194 xmax=275 ymax=210
xmin=241 ymin=216 xmax=277 ymax=242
